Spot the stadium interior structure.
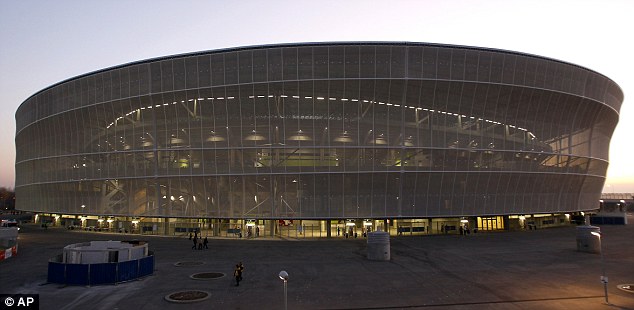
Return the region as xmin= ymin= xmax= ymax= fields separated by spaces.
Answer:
xmin=15 ymin=42 xmax=623 ymax=237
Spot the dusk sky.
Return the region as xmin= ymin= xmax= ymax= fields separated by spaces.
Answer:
xmin=1 ymin=0 xmax=632 ymax=192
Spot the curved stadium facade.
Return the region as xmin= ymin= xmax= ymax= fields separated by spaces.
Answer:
xmin=15 ymin=42 xmax=623 ymax=236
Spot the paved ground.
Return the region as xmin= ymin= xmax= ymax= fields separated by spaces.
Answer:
xmin=1 ymin=217 xmax=634 ymax=310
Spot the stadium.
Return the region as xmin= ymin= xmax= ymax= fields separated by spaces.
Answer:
xmin=15 ymin=42 xmax=623 ymax=237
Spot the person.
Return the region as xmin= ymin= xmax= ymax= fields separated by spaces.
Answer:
xmin=255 ymin=226 xmax=260 ymax=237
xmin=234 ymin=264 xmax=242 ymax=286
xmin=189 ymin=232 xmax=192 ymax=240
xmin=203 ymin=236 xmax=208 ymax=249
xmin=192 ymin=236 xmax=198 ymax=250
xmin=197 ymin=238 xmax=203 ymax=250
xmin=238 ymin=262 xmax=244 ymax=281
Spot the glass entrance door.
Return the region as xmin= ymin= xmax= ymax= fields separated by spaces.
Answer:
xmin=477 ymin=216 xmax=504 ymax=231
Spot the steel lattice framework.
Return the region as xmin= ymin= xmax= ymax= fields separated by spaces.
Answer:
xmin=15 ymin=42 xmax=623 ymax=219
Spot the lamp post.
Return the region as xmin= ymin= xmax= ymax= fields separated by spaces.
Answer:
xmin=278 ymin=270 xmax=289 ymax=310
xmin=591 ymin=231 xmax=609 ymax=304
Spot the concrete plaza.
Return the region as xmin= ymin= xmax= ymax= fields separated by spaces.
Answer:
xmin=1 ymin=217 xmax=633 ymax=310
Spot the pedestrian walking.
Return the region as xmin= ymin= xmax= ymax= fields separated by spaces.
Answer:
xmin=192 ymin=236 xmax=197 ymax=250
xmin=234 ymin=264 xmax=242 ymax=286
xmin=238 ymin=262 xmax=244 ymax=281
xmin=203 ymin=236 xmax=208 ymax=249
xmin=197 ymin=238 xmax=203 ymax=250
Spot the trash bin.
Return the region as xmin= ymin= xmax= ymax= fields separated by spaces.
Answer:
xmin=576 ymin=225 xmax=601 ymax=253
xmin=367 ymin=231 xmax=390 ymax=261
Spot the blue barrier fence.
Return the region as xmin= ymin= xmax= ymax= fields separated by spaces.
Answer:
xmin=47 ymin=254 xmax=154 ymax=286
xmin=590 ymin=216 xmax=626 ymax=225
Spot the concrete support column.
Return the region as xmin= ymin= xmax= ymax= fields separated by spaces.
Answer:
xmin=326 ymin=220 xmax=331 ymax=238
xmin=269 ymin=219 xmax=276 ymax=237
xmin=163 ymin=218 xmax=170 ymax=235
xmin=213 ymin=219 xmax=220 ymax=236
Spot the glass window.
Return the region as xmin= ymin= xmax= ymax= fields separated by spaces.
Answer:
xmin=407 ymin=46 xmax=423 ymax=79
xmin=238 ymin=50 xmax=253 ymax=84
xmin=489 ymin=52 xmax=504 ymax=83
xmin=375 ymin=46 xmax=390 ymax=78
xmin=328 ymin=46 xmax=344 ymax=79
xmin=102 ymin=72 xmax=112 ymax=102
xmin=311 ymin=47 xmax=327 ymax=79
xmin=95 ymin=73 xmax=105 ymax=103
xmin=185 ymin=56 xmax=199 ymax=89
xmin=161 ymin=60 xmax=174 ymax=92
xmin=149 ymin=62 xmax=162 ymax=94
xmin=359 ymin=45 xmax=375 ymax=78
xmin=111 ymin=69 xmax=121 ymax=101
xmin=138 ymin=63 xmax=150 ymax=95
xmin=390 ymin=46 xmax=406 ymax=78
xmin=477 ymin=51 xmax=492 ymax=82
xmin=173 ymin=58 xmax=186 ymax=90
xmin=282 ymin=47 xmax=298 ymax=81
xmin=267 ymin=48 xmax=282 ymax=81
xmin=224 ymin=52 xmax=238 ymax=85
xmin=449 ymin=48 xmax=465 ymax=81
xmin=252 ymin=49 xmax=267 ymax=82
xmin=210 ymin=53 xmax=225 ymax=86
xmin=297 ymin=47 xmax=313 ymax=80
xmin=197 ymin=55 xmax=211 ymax=87
xmin=501 ymin=54 xmax=515 ymax=85
xmin=344 ymin=46 xmax=360 ymax=78
xmin=436 ymin=48 xmax=451 ymax=80
xmin=422 ymin=47 xmax=438 ymax=79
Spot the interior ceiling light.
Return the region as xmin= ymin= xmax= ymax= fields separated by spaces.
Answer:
xmin=206 ymin=131 xmax=226 ymax=142
xmin=288 ymin=130 xmax=312 ymax=141
xmin=245 ymin=130 xmax=267 ymax=141
xmin=334 ymin=131 xmax=353 ymax=143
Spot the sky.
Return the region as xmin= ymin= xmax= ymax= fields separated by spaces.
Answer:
xmin=0 ymin=0 xmax=633 ymax=192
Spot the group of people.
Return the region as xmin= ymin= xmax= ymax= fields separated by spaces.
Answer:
xmin=189 ymin=232 xmax=208 ymax=250
xmin=337 ymin=226 xmax=368 ymax=238
xmin=458 ymin=226 xmax=473 ymax=235
xmin=188 ymin=232 xmax=245 ymax=287
xmin=246 ymin=226 xmax=260 ymax=238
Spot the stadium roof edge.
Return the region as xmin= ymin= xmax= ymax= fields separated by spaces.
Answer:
xmin=17 ymin=41 xmax=623 ymax=112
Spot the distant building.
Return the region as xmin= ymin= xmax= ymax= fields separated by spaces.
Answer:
xmin=14 ymin=42 xmax=624 ymax=236
xmin=593 ymin=193 xmax=633 ymax=225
